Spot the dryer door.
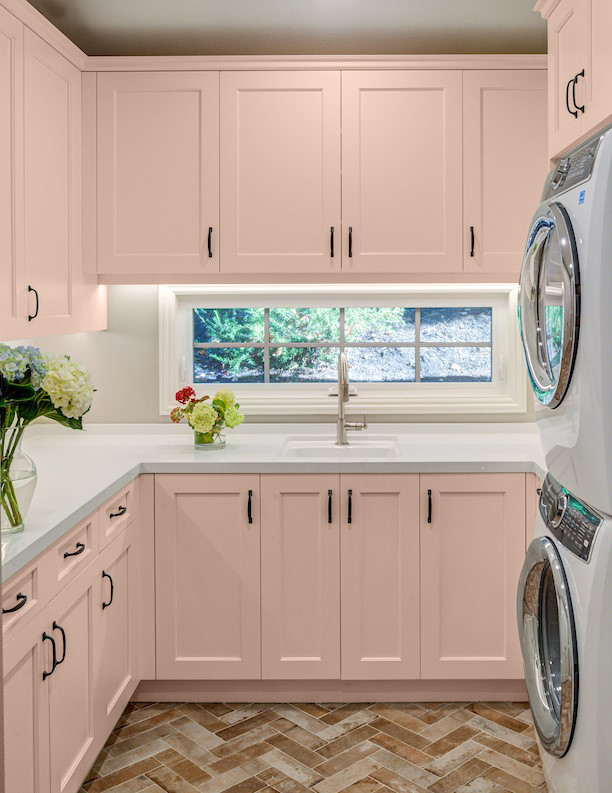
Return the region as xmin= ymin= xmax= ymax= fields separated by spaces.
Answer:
xmin=517 ymin=536 xmax=578 ymax=757
xmin=518 ymin=202 xmax=580 ymax=408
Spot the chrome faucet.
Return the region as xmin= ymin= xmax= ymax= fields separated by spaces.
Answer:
xmin=336 ymin=352 xmax=367 ymax=445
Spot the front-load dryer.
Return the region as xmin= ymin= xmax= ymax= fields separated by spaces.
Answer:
xmin=518 ymin=124 xmax=612 ymax=515
xmin=517 ymin=473 xmax=612 ymax=793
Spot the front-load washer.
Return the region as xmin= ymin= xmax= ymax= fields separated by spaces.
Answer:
xmin=518 ymin=124 xmax=612 ymax=515
xmin=517 ymin=473 xmax=612 ymax=793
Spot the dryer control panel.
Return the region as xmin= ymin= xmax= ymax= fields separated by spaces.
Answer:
xmin=542 ymin=134 xmax=603 ymax=200
xmin=539 ymin=474 xmax=603 ymax=562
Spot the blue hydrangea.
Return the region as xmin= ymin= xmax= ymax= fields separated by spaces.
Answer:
xmin=0 ymin=343 xmax=46 ymax=389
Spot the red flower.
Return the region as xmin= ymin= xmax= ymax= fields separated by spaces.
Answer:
xmin=175 ymin=386 xmax=196 ymax=404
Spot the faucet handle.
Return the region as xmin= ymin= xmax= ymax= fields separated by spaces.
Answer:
xmin=346 ymin=415 xmax=368 ymax=431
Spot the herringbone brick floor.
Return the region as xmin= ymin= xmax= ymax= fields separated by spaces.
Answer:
xmin=80 ymin=701 xmax=548 ymax=793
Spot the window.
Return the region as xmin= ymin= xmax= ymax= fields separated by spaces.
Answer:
xmin=160 ymin=285 xmax=526 ymax=416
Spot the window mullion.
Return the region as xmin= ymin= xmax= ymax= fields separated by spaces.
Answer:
xmin=415 ymin=307 xmax=421 ymax=383
xmin=264 ymin=308 xmax=270 ymax=384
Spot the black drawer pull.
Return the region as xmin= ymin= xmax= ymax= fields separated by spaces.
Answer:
xmin=348 ymin=226 xmax=353 ymax=258
xmin=102 ymin=570 xmax=114 ymax=609
xmin=248 ymin=490 xmax=253 ymax=524
xmin=207 ymin=226 xmax=213 ymax=258
xmin=63 ymin=541 xmax=85 ymax=559
xmin=566 ymin=76 xmax=578 ymax=118
xmin=572 ymin=69 xmax=585 ymax=114
xmin=109 ymin=505 xmax=127 ymax=519
xmin=427 ymin=489 xmax=432 ymax=523
xmin=328 ymin=490 xmax=332 ymax=524
xmin=3 ymin=592 xmax=27 ymax=614
xmin=330 ymin=226 xmax=334 ymax=258
xmin=42 ymin=632 xmax=57 ymax=680
xmin=52 ymin=621 xmax=67 ymax=665
xmin=348 ymin=489 xmax=353 ymax=524
xmin=470 ymin=226 xmax=475 ymax=257
xmin=28 ymin=285 xmax=39 ymax=321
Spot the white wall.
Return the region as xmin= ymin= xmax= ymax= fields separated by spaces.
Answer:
xmin=21 ymin=286 xmax=536 ymax=424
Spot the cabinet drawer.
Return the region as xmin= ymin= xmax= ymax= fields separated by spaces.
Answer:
xmin=2 ymin=552 xmax=52 ymax=641
xmin=99 ymin=479 xmax=138 ymax=548
xmin=53 ymin=512 xmax=99 ymax=592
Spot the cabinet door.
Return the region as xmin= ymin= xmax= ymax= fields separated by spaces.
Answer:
xmin=420 ymin=473 xmax=526 ymax=679
xmin=463 ymin=71 xmax=548 ymax=275
xmin=341 ymin=474 xmax=420 ymax=680
xmin=47 ymin=565 xmax=98 ymax=793
xmin=341 ymin=70 xmax=462 ymax=274
xmin=584 ymin=0 xmax=612 ymax=135
xmin=261 ymin=474 xmax=340 ymax=679
xmin=97 ymin=72 xmax=220 ymax=275
xmin=23 ymin=29 xmax=81 ymax=336
xmin=3 ymin=610 xmax=50 ymax=793
xmin=220 ymin=71 xmax=341 ymax=274
xmin=0 ymin=6 xmax=24 ymax=341
xmin=155 ymin=474 xmax=261 ymax=679
xmin=547 ymin=0 xmax=588 ymax=157
xmin=95 ymin=525 xmax=138 ymax=737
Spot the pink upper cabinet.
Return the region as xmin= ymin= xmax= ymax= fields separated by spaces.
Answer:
xmin=155 ymin=474 xmax=261 ymax=680
xmin=23 ymin=29 xmax=81 ymax=337
xmin=97 ymin=72 xmax=220 ymax=275
xmin=261 ymin=474 xmax=340 ymax=679
xmin=584 ymin=0 xmax=612 ymax=137
xmin=341 ymin=70 xmax=463 ymax=274
xmin=220 ymin=71 xmax=341 ymax=274
xmin=463 ymin=70 xmax=548 ymax=275
xmin=420 ymin=473 xmax=526 ymax=680
xmin=341 ymin=474 xmax=420 ymax=680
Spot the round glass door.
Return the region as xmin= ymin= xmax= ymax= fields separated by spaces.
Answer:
xmin=518 ymin=202 xmax=580 ymax=408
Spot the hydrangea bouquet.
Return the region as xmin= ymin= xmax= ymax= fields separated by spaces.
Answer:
xmin=170 ymin=387 xmax=244 ymax=448
xmin=0 ymin=343 xmax=94 ymax=532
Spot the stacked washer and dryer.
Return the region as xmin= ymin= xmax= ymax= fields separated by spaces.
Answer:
xmin=517 ymin=124 xmax=612 ymax=793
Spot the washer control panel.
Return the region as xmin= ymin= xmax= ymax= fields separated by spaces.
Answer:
xmin=542 ymin=134 xmax=602 ymax=200
xmin=539 ymin=474 xmax=603 ymax=562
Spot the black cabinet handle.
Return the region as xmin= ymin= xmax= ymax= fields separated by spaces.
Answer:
xmin=109 ymin=505 xmax=127 ymax=519
xmin=427 ymin=489 xmax=432 ymax=523
xmin=330 ymin=226 xmax=334 ymax=258
xmin=328 ymin=490 xmax=332 ymax=524
xmin=348 ymin=489 xmax=353 ymax=524
xmin=3 ymin=592 xmax=27 ymax=614
xmin=207 ymin=226 xmax=213 ymax=258
xmin=566 ymin=76 xmax=578 ymax=118
xmin=63 ymin=541 xmax=85 ymax=559
xmin=248 ymin=490 xmax=253 ymax=524
xmin=470 ymin=226 xmax=475 ymax=257
xmin=537 ymin=488 xmax=542 ymax=496
xmin=348 ymin=226 xmax=353 ymax=258
xmin=28 ymin=285 xmax=39 ymax=321
xmin=52 ymin=621 xmax=67 ymax=665
xmin=42 ymin=632 xmax=57 ymax=680
xmin=102 ymin=570 xmax=114 ymax=609
xmin=572 ymin=69 xmax=585 ymax=114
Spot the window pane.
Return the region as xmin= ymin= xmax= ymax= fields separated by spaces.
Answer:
xmin=420 ymin=347 xmax=492 ymax=382
xmin=269 ymin=346 xmax=339 ymax=382
xmin=194 ymin=347 xmax=264 ymax=383
xmin=269 ymin=308 xmax=340 ymax=342
xmin=345 ymin=307 xmax=416 ymax=342
xmin=420 ymin=307 xmax=492 ymax=343
xmin=193 ymin=308 xmax=265 ymax=343
xmin=346 ymin=347 xmax=416 ymax=382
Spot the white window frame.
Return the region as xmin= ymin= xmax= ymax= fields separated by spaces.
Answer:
xmin=159 ymin=284 xmax=526 ymax=416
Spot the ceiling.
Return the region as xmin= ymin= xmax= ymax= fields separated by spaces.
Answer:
xmin=26 ymin=0 xmax=546 ymax=57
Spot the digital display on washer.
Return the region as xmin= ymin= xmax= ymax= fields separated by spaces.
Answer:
xmin=538 ymin=474 xmax=603 ymax=562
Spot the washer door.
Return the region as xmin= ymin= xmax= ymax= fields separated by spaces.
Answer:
xmin=518 ymin=202 xmax=580 ymax=408
xmin=517 ymin=537 xmax=578 ymax=757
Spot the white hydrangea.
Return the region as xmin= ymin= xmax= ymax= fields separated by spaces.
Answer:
xmin=42 ymin=356 xmax=94 ymax=419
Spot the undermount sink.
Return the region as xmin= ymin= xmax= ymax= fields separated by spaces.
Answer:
xmin=279 ymin=435 xmax=401 ymax=458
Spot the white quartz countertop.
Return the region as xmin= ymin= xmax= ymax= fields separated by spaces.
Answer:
xmin=2 ymin=423 xmax=545 ymax=581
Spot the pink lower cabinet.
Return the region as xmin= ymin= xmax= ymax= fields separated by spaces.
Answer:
xmin=420 ymin=473 xmax=526 ymax=680
xmin=261 ymin=474 xmax=340 ymax=679
xmin=155 ymin=474 xmax=261 ymax=679
xmin=340 ymin=474 xmax=420 ymax=680
xmin=94 ymin=525 xmax=139 ymax=736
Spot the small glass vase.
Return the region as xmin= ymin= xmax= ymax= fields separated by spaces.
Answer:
xmin=1 ymin=429 xmax=37 ymax=534
xmin=194 ymin=428 xmax=226 ymax=450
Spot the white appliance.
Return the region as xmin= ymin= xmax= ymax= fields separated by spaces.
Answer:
xmin=517 ymin=474 xmax=612 ymax=793
xmin=518 ymin=125 xmax=612 ymax=516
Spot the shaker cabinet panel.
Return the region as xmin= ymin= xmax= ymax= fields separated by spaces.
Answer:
xmin=420 ymin=473 xmax=526 ymax=680
xmin=220 ymin=71 xmax=341 ymax=274
xmin=584 ymin=0 xmax=612 ymax=135
xmin=155 ymin=474 xmax=261 ymax=679
xmin=261 ymin=474 xmax=340 ymax=679
xmin=463 ymin=70 xmax=548 ymax=275
xmin=340 ymin=474 xmax=420 ymax=680
xmin=97 ymin=71 xmax=220 ymax=275
xmin=341 ymin=70 xmax=463 ymax=274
